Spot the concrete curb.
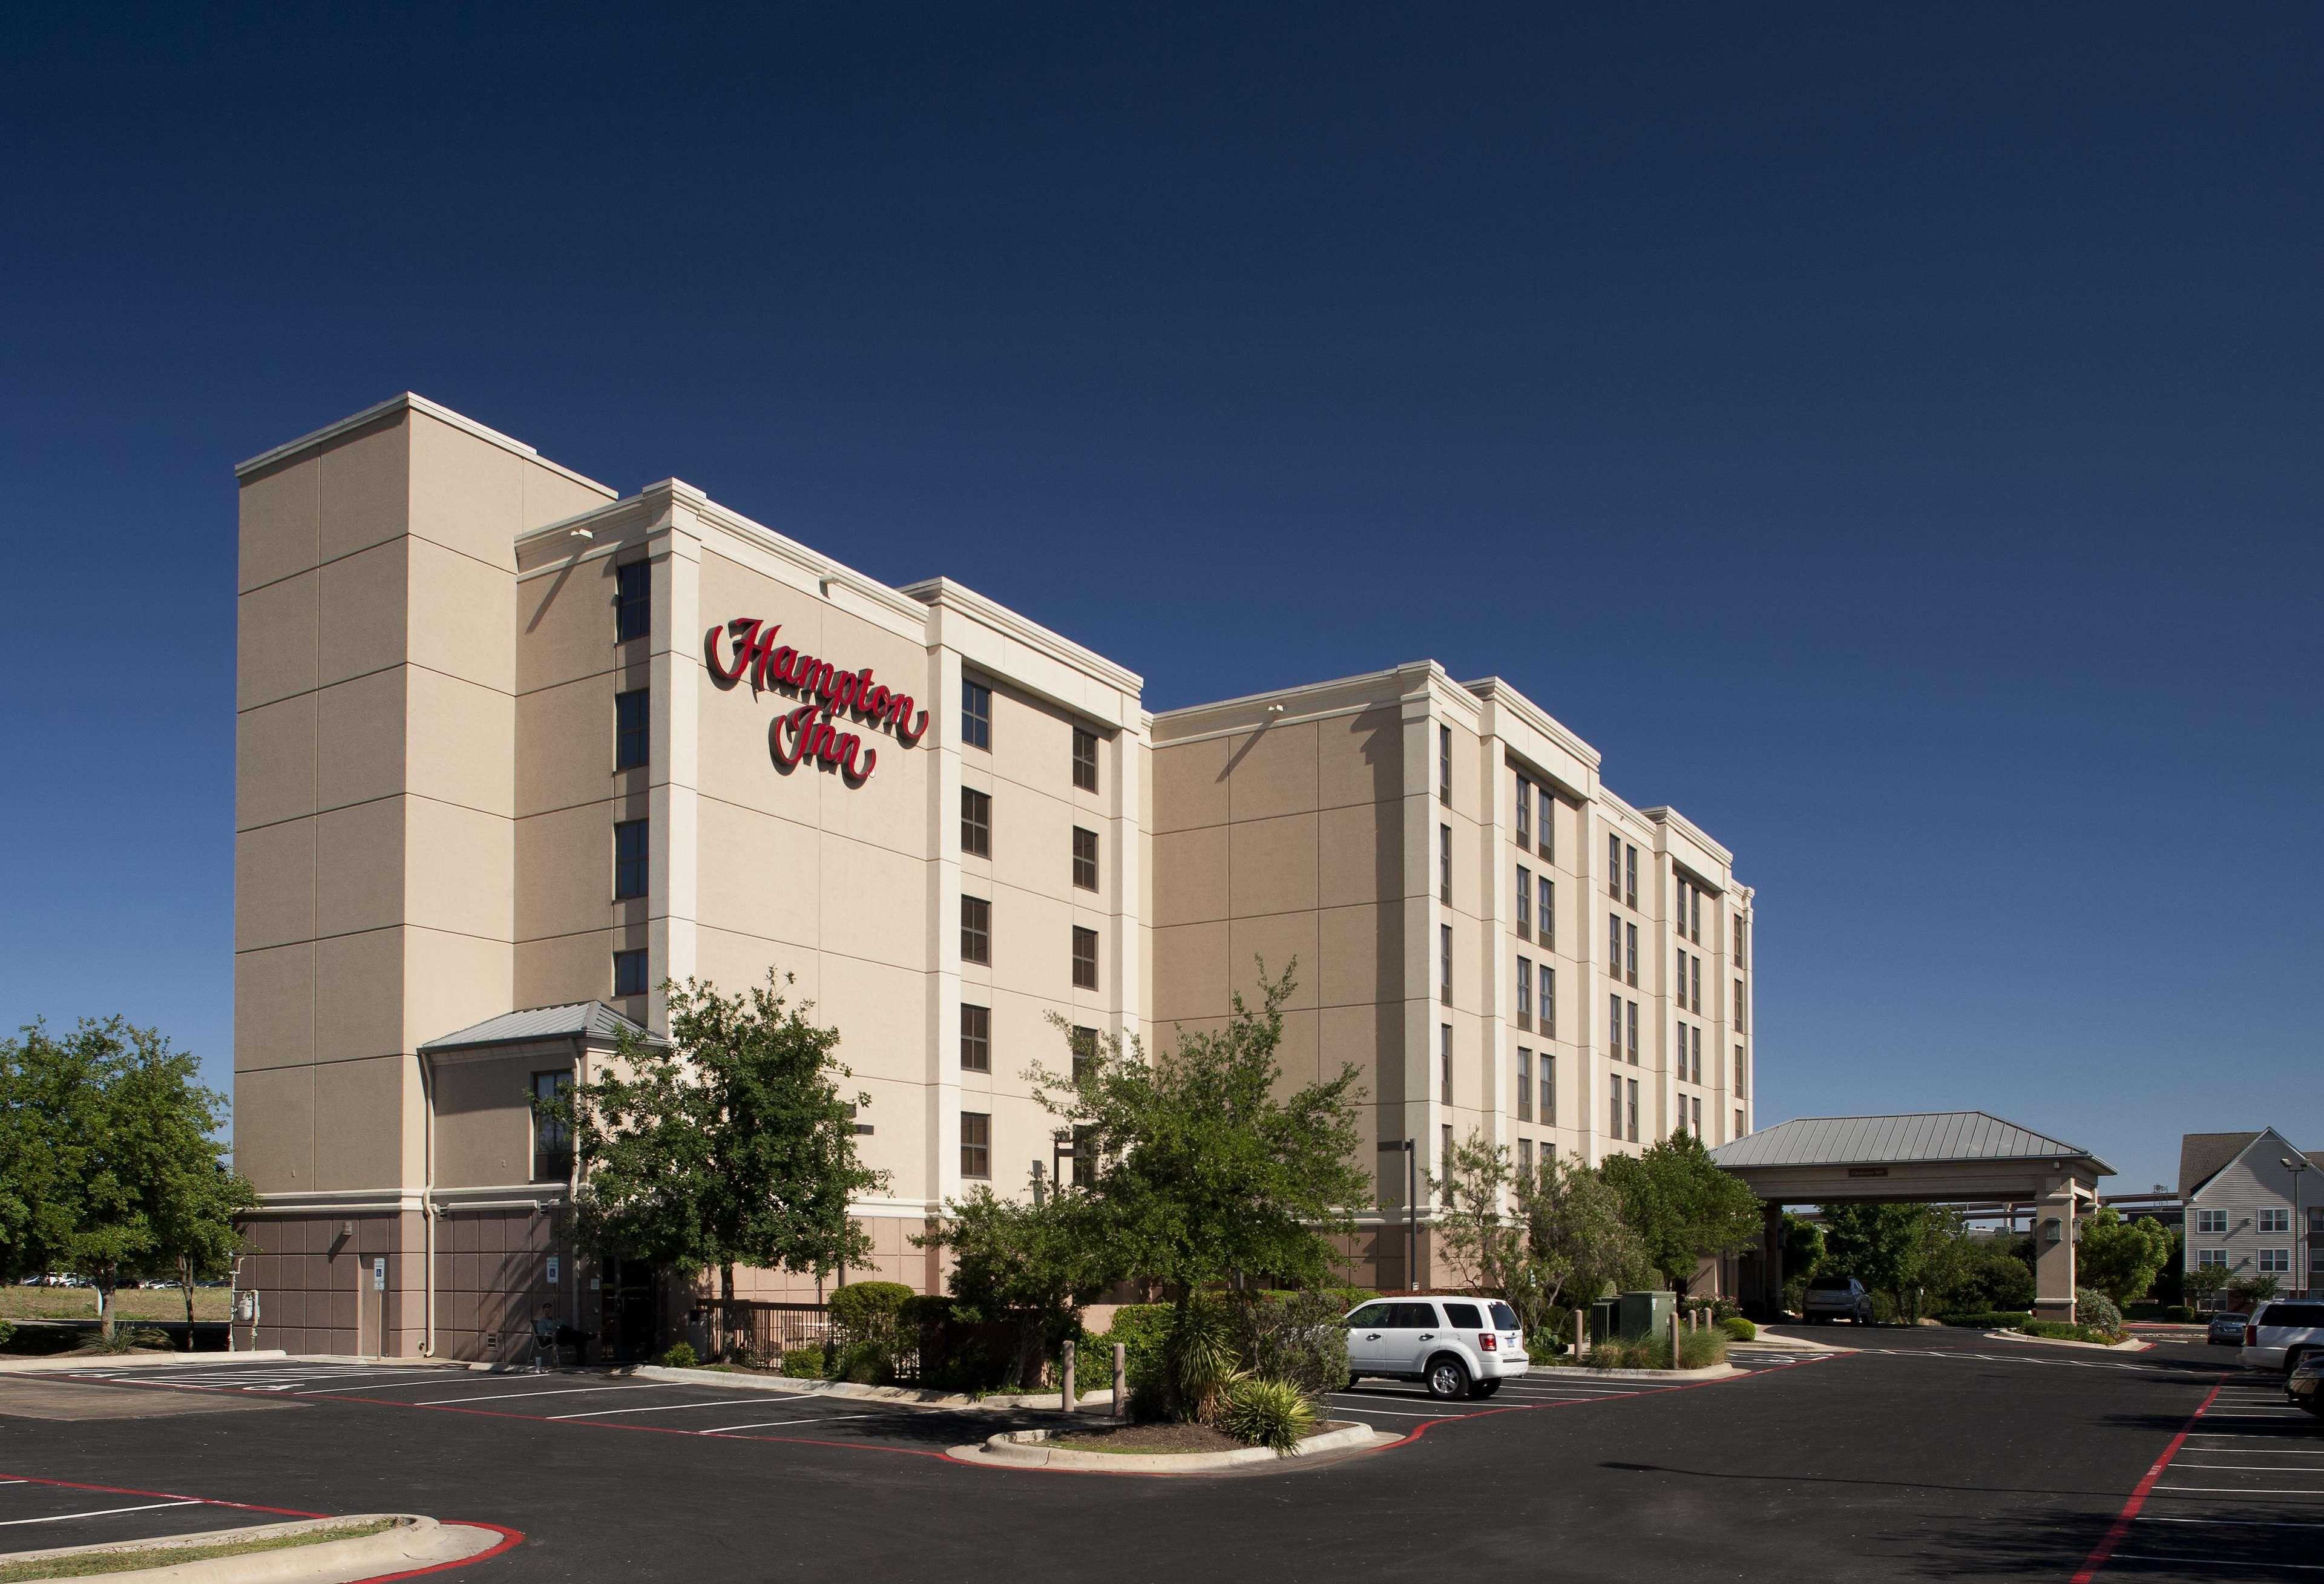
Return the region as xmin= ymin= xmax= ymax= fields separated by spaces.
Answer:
xmin=1984 ymin=1329 xmax=2151 ymax=1353
xmin=1 ymin=1513 xmax=508 ymax=1583
xmin=629 ymin=1364 xmax=1111 ymax=1413
xmin=1538 ymin=1361 xmax=1742 ymax=1382
xmin=1741 ymin=1329 xmax=1860 ymax=1354
xmin=954 ymin=1420 xmax=1383 ymax=1472
xmin=0 ymin=1350 xmax=289 ymax=1375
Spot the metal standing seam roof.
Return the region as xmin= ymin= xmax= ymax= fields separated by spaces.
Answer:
xmin=418 ymin=1001 xmax=662 ymax=1053
xmin=1708 ymin=1111 xmax=2114 ymax=1175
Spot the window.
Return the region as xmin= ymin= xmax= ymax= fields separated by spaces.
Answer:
xmin=1607 ymin=1074 xmax=1622 ymax=1136
xmin=1538 ymin=785 xmax=1554 ymax=861
xmin=960 ymin=787 xmax=992 ymax=857
xmin=1516 ymin=866 xmax=1532 ymax=937
xmin=1736 ymin=1046 xmax=1748 ymax=1098
xmin=1440 ymin=924 xmax=1452 ymax=1005
xmin=1440 ymin=1025 xmax=1453 ymax=1103
xmin=1439 ymin=725 xmax=1451 ymax=804
xmin=1676 ymin=948 xmax=1687 ymax=1003
xmin=2194 ymin=1208 xmax=2228 ymax=1235
xmin=1626 ymin=999 xmax=1640 ymax=1064
xmin=1539 ymin=876 xmax=1554 ymax=950
xmin=1517 ymin=1048 xmax=1534 ymax=1121
xmin=2259 ymin=1208 xmax=2291 ymax=1234
xmin=1515 ymin=776 xmax=1532 ymax=844
xmin=614 ymin=689 xmax=649 ymax=770
xmin=1608 ymin=833 xmax=1621 ymax=898
xmin=961 ymin=679 xmax=991 ymax=749
xmin=613 ymin=818 xmax=649 ymax=899
xmin=1609 ymin=913 xmax=1621 ymax=970
xmin=1692 ymin=955 xmax=1702 ymax=1014
xmin=961 ymin=896 xmax=991 ymax=964
xmin=1735 ymin=1108 xmax=1744 ymax=1139
xmin=1627 ymin=1079 xmax=1640 ymax=1143
xmin=1540 ymin=964 xmax=1556 ymax=1039
xmin=960 ymin=1004 xmax=991 ymax=1071
xmin=612 ymin=948 xmax=649 ymax=997
xmin=1441 ymin=1125 xmax=1454 ymax=1194
xmin=1070 ymin=1027 xmax=1098 ymax=1086
xmin=1518 ymin=1137 xmax=1534 ymax=1175
xmin=1609 ymin=994 xmax=1621 ymax=1059
xmin=1071 ymin=926 xmax=1098 ymax=990
xmin=1735 ymin=979 xmax=1747 ymax=1033
xmin=1692 ymin=1025 xmax=1703 ymax=1085
xmin=1071 ymin=1123 xmax=1097 ymax=1189
xmin=614 ymin=560 xmax=650 ymax=641
xmin=1690 ymin=886 xmax=1702 ymax=943
xmin=1072 ymin=727 xmax=1098 ymax=792
xmin=1440 ymin=824 xmax=1452 ymax=904
xmin=2194 ymin=1248 xmax=2228 ymax=1269
xmin=1691 ymin=1096 xmax=1702 ymax=1138
xmin=1736 ymin=918 xmax=1749 ymax=968
xmin=1624 ymin=844 xmax=1638 ymax=908
xmin=531 ymin=1071 xmax=573 ymax=1180
xmin=2259 ymin=1248 xmax=2291 ymax=1274
xmin=1540 ymin=1053 xmax=1555 ymax=1126
xmin=960 ymin=1112 xmax=991 ymax=1178
xmin=1072 ymin=826 xmax=1099 ymax=891
xmin=1626 ymin=922 xmax=1638 ymax=987
xmin=1516 ymin=955 xmax=1532 ymax=1029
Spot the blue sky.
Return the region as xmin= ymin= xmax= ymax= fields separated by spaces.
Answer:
xmin=3 ymin=6 xmax=2318 ymax=1192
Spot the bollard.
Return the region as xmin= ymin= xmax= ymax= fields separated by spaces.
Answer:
xmin=1670 ymin=1311 xmax=1680 ymax=1370
xmin=1062 ymin=1338 xmax=1077 ymax=1413
xmin=1113 ymin=1341 xmax=1128 ymax=1420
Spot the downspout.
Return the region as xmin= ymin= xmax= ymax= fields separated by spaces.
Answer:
xmin=418 ymin=1050 xmax=436 ymax=1357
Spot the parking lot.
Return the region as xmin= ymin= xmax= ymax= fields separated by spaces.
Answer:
xmin=0 ymin=1330 xmax=2309 ymax=1582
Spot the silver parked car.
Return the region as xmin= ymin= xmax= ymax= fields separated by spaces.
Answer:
xmin=1802 ymin=1275 xmax=1874 ymax=1324
xmin=2207 ymin=1312 xmax=2249 ymax=1346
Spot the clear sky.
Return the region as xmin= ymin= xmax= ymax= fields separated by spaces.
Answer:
xmin=3 ymin=7 xmax=2317 ymax=1194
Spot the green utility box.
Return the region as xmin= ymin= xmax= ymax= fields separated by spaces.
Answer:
xmin=1590 ymin=1290 xmax=1675 ymax=1343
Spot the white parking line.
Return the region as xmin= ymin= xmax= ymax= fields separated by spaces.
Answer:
xmin=2140 ymin=1516 xmax=2324 ymax=1528
xmin=0 ymin=1500 xmax=202 ymax=1526
xmin=550 ymin=1396 xmax=770 ymax=1421
xmin=698 ymin=1413 xmax=879 ymax=1433
xmin=2174 ymin=1463 xmax=2324 ymax=1472
xmin=2154 ymin=1485 xmax=2324 ymax=1495
xmin=1323 ymin=1404 xmax=1457 ymax=1418
xmin=416 ymin=1384 xmax=664 ymax=1407
xmin=294 ymin=1375 xmax=496 ymax=1395
xmin=2108 ymin=1556 xmax=2324 ymax=1572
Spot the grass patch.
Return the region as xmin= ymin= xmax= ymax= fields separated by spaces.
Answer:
xmin=2017 ymin=1320 xmax=2125 ymax=1346
xmin=0 ymin=1518 xmax=395 ymax=1580
xmin=0 ymin=1289 xmax=231 ymax=1324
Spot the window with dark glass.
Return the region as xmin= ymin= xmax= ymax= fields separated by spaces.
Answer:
xmin=613 ymin=818 xmax=649 ymax=899
xmin=1439 ymin=725 xmax=1451 ymax=804
xmin=960 ymin=1112 xmax=991 ymax=1178
xmin=1071 ymin=925 xmax=1098 ymax=990
xmin=1541 ymin=1052 xmax=1555 ymax=1126
xmin=961 ymin=896 xmax=991 ymax=964
xmin=1608 ymin=1074 xmax=1622 ymax=1137
xmin=1539 ymin=876 xmax=1553 ymax=951
xmin=612 ymin=948 xmax=648 ymax=997
xmin=1624 ymin=844 xmax=1638 ymax=909
xmin=962 ymin=679 xmax=992 ymax=749
xmin=1517 ymin=1048 xmax=1533 ymax=1121
xmin=1516 ymin=866 xmax=1531 ymax=938
xmin=961 ymin=787 xmax=992 ymax=858
xmin=1692 ymin=956 xmax=1702 ymax=1014
xmin=1439 ymin=824 xmax=1451 ymax=904
xmin=1538 ymin=785 xmax=1554 ymax=861
xmin=1627 ymin=1078 xmax=1640 ymax=1143
xmin=1070 ymin=1025 xmax=1098 ymax=1086
xmin=1072 ymin=826 xmax=1098 ymax=891
xmin=1516 ymin=956 xmax=1532 ymax=1030
xmin=1440 ymin=924 xmax=1452 ymax=1004
xmin=960 ymin=1004 xmax=991 ymax=1071
xmin=1608 ymin=833 xmax=1621 ymax=897
xmin=1626 ymin=922 xmax=1638 ymax=987
xmin=615 ymin=560 xmax=651 ymax=641
xmin=1540 ymin=963 xmax=1555 ymax=1039
xmin=1518 ymin=1137 xmax=1534 ymax=1175
xmin=1072 ymin=728 xmax=1098 ymax=792
xmin=614 ymin=689 xmax=649 ymax=771
xmin=1439 ymin=1024 xmax=1452 ymax=1103
xmin=1609 ymin=912 xmax=1621 ymax=970
xmin=1626 ymin=999 xmax=1639 ymax=1063
xmin=531 ymin=1070 xmax=574 ymax=1180
xmin=1515 ymin=776 xmax=1531 ymax=844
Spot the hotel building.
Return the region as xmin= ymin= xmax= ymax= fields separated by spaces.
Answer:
xmin=231 ymin=395 xmax=1755 ymax=1359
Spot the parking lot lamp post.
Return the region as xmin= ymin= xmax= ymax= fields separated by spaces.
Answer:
xmin=2286 ymin=1156 xmax=2310 ymax=1299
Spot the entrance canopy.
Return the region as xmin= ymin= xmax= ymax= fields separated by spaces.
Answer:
xmin=1709 ymin=1111 xmax=2115 ymax=1323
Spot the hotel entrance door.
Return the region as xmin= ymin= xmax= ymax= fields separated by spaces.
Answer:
xmin=598 ymin=1258 xmax=664 ymax=1362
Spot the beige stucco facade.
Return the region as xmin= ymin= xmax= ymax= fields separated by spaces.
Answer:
xmin=231 ymin=395 xmax=1753 ymax=1358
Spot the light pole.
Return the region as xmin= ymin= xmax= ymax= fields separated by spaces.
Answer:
xmin=2285 ymin=1156 xmax=2311 ymax=1300
xmin=1377 ymin=1139 xmax=1417 ymax=1290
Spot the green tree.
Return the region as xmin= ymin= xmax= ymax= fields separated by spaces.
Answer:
xmin=0 ymin=1018 xmax=252 ymax=1340
xmin=2075 ymin=1206 xmax=2174 ymax=1307
xmin=551 ymin=974 xmax=887 ymax=1359
xmin=915 ymin=1186 xmax=1111 ymax=1388
xmin=1782 ymin=1212 xmax=1825 ymax=1283
xmin=1432 ymin=1134 xmax=1647 ymax=1339
xmin=1820 ymin=1203 xmax=1969 ymax=1320
xmin=2184 ymin=1260 xmax=2230 ymax=1311
xmin=1597 ymin=1132 xmax=1762 ymax=1294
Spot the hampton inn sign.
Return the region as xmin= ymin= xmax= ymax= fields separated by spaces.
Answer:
xmin=704 ymin=617 xmax=930 ymax=784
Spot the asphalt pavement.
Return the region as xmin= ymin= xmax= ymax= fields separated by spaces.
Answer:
xmin=0 ymin=1327 xmax=2305 ymax=1582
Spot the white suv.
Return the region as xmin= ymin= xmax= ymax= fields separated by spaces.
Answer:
xmin=1345 ymin=1297 xmax=1529 ymax=1399
xmin=2240 ymin=1301 xmax=2324 ymax=1373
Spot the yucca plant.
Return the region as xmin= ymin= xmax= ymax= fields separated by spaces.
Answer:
xmin=1165 ymin=1295 xmax=1239 ymax=1422
xmin=1220 ymin=1375 xmax=1316 ymax=1453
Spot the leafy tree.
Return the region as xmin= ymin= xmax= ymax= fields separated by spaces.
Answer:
xmin=2152 ymin=1231 xmax=2186 ymax=1309
xmin=550 ymin=974 xmax=887 ymax=1359
xmin=1597 ymin=1132 xmax=1762 ymax=1295
xmin=1782 ymin=1212 xmax=1825 ymax=1283
xmin=2075 ymin=1206 xmax=2174 ymax=1307
xmin=0 ymin=1018 xmax=252 ymax=1340
xmin=1030 ymin=964 xmax=1367 ymax=1300
xmin=1820 ymin=1203 xmax=1964 ymax=1321
xmin=2184 ymin=1261 xmax=2231 ymax=1311
xmin=915 ymin=1186 xmax=1111 ymax=1388
xmin=1942 ymin=1237 xmax=2036 ymax=1313
xmin=2227 ymin=1270 xmax=2280 ymax=1307
xmin=1432 ymin=1134 xmax=1647 ymax=1339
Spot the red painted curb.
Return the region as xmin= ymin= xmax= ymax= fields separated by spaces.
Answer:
xmin=2068 ymin=1381 xmax=2222 ymax=1583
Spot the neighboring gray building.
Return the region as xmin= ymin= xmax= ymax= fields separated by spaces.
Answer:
xmin=2180 ymin=1129 xmax=2322 ymax=1302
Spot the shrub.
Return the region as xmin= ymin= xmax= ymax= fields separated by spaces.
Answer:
xmin=1085 ymin=1303 xmax=1172 ymax=1395
xmin=834 ymin=1339 xmax=893 ymax=1384
xmin=1943 ymin=1310 xmax=2034 ymax=1330
xmin=1219 ymin=1376 xmax=1316 ymax=1453
xmin=0 ymin=1322 xmax=14 ymax=1350
xmin=2163 ymin=1305 xmax=2195 ymax=1324
xmin=2075 ymin=1288 xmax=2124 ymax=1338
xmin=1166 ymin=1296 xmax=1239 ymax=1422
xmin=780 ymin=1343 xmax=828 ymax=1378
xmin=1867 ymin=1290 xmax=1902 ymax=1325
xmin=1718 ymin=1315 xmax=1756 ymax=1342
xmin=1679 ymin=1328 xmax=1728 ymax=1369
xmin=829 ymin=1281 xmax=915 ymax=1346
xmin=1585 ymin=1337 xmax=1646 ymax=1370
xmin=2021 ymin=1319 xmax=2121 ymax=1344
xmin=1229 ymin=1290 xmax=1348 ymax=1400
xmin=659 ymin=1342 xmax=699 ymax=1369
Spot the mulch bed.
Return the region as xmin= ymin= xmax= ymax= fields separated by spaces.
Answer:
xmin=1051 ymin=1421 xmax=1246 ymax=1454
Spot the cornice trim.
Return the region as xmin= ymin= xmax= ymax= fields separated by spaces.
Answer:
xmin=234 ymin=393 xmax=617 ymax=501
xmin=901 ymin=577 xmax=1146 ymax=696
